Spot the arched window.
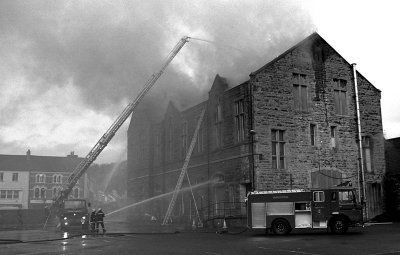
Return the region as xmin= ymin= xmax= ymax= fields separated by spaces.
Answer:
xmin=53 ymin=175 xmax=62 ymax=184
xmin=36 ymin=174 xmax=45 ymax=183
xmin=40 ymin=187 xmax=46 ymax=198
xmin=34 ymin=187 xmax=40 ymax=198
xmin=74 ymin=188 xmax=79 ymax=198
xmin=53 ymin=187 xmax=57 ymax=198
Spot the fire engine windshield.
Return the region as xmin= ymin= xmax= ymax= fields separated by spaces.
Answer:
xmin=64 ymin=200 xmax=86 ymax=209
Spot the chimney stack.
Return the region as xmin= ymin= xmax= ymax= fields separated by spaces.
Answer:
xmin=26 ymin=149 xmax=31 ymax=160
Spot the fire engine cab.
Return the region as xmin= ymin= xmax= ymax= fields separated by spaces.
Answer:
xmin=247 ymin=188 xmax=363 ymax=235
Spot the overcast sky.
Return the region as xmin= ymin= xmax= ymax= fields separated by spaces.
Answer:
xmin=0 ymin=0 xmax=399 ymax=164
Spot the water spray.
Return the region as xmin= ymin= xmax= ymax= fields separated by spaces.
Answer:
xmin=107 ymin=179 xmax=213 ymax=216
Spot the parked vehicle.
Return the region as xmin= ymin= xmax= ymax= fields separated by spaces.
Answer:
xmin=247 ymin=188 xmax=363 ymax=235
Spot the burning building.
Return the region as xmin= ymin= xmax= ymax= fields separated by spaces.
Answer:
xmin=127 ymin=33 xmax=385 ymax=225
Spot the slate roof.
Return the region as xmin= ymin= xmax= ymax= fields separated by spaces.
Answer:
xmin=0 ymin=153 xmax=83 ymax=173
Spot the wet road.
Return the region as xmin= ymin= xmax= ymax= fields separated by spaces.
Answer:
xmin=1 ymin=223 xmax=400 ymax=255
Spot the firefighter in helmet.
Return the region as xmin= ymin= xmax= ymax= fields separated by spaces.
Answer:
xmin=90 ymin=208 xmax=97 ymax=232
xmin=95 ymin=208 xmax=106 ymax=234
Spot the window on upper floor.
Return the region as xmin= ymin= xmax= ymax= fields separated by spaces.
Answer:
xmin=293 ymin=73 xmax=308 ymax=112
xmin=330 ymin=126 xmax=337 ymax=148
xmin=36 ymin=174 xmax=45 ymax=183
xmin=53 ymin=174 xmax=62 ymax=184
xmin=235 ymin=99 xmax=245 ymax=142
xmin=154 ymin=131 xmax=162 ymax=163
xmin=333 ymin=78 xmax=347 ymax=115
xmin=12 ymin=173 xmax=18 ymax=182
xmin=362 ymin=136 xmax=373 ymax=173
xmin=310 ymin=124 xmax=316 ymax=146
xmin=195 ymin=123 xmax=204 ymax=154
xmin=271 ymin=129 xmax=285 ymax=169
xmin=0 ymin=172 xmax=3 ymax=181
xmin=167 ymin=119 xmax=174 ymax=161
xmin=73 ymin=188 xmax=79 ymax=198
xmin=215 ymin=97 xmax=223 ymax=148
xmin=181 ymin=121 xmax=188 ymax=158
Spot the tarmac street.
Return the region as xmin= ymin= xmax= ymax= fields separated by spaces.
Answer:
xmin=1 ymin=223 xmax=400 ymax=255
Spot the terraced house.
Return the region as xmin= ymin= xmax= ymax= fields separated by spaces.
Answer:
xmin=127 ymin=33 xmax=385 ymax=225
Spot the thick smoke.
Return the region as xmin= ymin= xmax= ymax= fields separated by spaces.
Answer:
xmin=0 ymin=0 xmax=314 ymax=161
xmin=0 ymin=0 xmax=314 ymax=109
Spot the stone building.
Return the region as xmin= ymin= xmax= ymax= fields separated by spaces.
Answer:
xmin=127 ymin=32 xmax=385 ymax=224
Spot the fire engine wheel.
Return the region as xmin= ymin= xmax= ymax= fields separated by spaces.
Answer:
xmin=272 ymin=219 xmax=291 ymax=235
xmin=330 ymin=218 xmax=348 ymax=234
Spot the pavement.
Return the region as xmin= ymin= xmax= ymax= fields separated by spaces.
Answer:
xmin=0 ymin=220 xmax=214 ymax=244
xmin=0 ymin=220 xmax=394 ymax=244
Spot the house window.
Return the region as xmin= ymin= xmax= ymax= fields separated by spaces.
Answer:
xmin=53 ymin=175 xmax=62 ymax=184
xmin=271 ymin=129 xmax=285 ymax=169
xmin=234 ymin=99 xmax=245 ymax=142
xmin=0 ymin=190 xmax=6 ymax=199
xmin=310 ymin=124 xmax=316 ymax=146
xmin=293 ymin=73 xmax=308 ymax=111
xmin=0 ymin=172 xmax=3 ymax=181
xmin=12 ymin=173 xmax=18 ymax=182
xmin=330 ymin=126 xmax=337 ymax=148
xmin=362 ymin=136 xmax=373 ymax=173
xmin=74 ymin=188 xmax=79 ymax=198
xmin=36 ymin=174 xmax=45 ymax=183
xmin=181 ymin=121 xmax=187 ymax=158
xmin=333 ymin=79 xmax=347 ymax=115
xmin=40 ymin=188 xmax=46 ymax=198
xmin=34 ymin=187 xmax=40 ymax=198
xmin=13 ymin=191 xmax=19 ymax=199
xmin=53 ymin=187 xmax=58 ymax=198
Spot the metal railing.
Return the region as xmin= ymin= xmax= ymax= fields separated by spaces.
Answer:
xmin=200 ymin=201 xmax=247 ymax=222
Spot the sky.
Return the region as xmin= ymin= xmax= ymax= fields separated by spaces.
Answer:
xmin=0 ymin=0 xmax=399 ymax=164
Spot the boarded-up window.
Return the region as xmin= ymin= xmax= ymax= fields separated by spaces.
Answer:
xmin=362 ymin=136 xmax=373 ymax=173
xmin=333 ymin=79 xmax=347 ymax=115
xmin=234 ymin=99 xmax=245 ymax=142
xmin=293 ymin=73 xmax=308 ymax=111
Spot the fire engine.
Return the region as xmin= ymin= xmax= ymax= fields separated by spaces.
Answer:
xmin=247 ymin=187 xmax=363 ymax=235
xmin=58 ymin=199 xmax=90 ymax=231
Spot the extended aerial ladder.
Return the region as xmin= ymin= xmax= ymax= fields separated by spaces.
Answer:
xmin=162 ymin=108 xmax=205 ymax=225
xmin=51 ymin=36 xmax=191 ymax=209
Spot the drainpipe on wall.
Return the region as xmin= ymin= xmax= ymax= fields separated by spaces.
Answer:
xmin=352 ymin=63 xmax=368 ymax=220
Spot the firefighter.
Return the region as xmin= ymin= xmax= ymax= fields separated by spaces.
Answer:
xmin=95 ymin=208 xmax=106 ymax=234
xmin=90 ymin=208 xmax=97 ymax=232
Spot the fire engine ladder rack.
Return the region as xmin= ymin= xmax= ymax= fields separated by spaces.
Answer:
xmin=43 ymin=36 xmax=191 ymax=229
xmin=162 ymin=108 xmax=205 ymax=226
